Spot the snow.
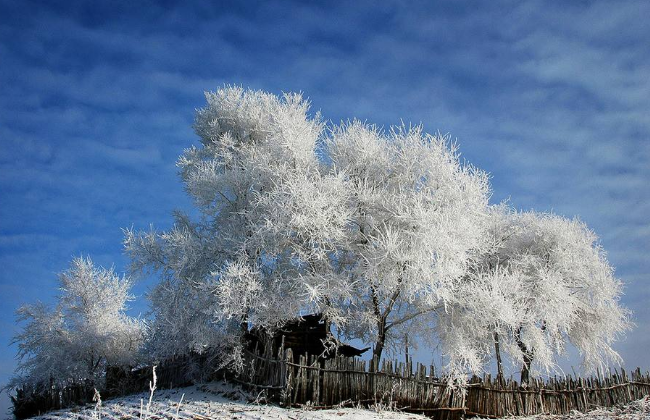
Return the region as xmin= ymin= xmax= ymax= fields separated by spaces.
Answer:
xmin=472 ymin=397 xmax=650 ymax=420
xmin=29 ymin=382 xmax=428 ymax=420
xmin=27 ymin=382 xmax=650 ymax=420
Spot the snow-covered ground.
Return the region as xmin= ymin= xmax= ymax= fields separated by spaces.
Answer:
xmin=491 ymin=398 xmax=650 ymax=420
xmin=28 ymin=382 xmax=650 ymax=420
xmin=498 ymin=398 xmax=650 ymax=420
xmin=30 ymin=382 xmax=427 ymax=420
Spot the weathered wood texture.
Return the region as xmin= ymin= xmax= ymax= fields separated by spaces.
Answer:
xmin=11 ymin=382 xmax=96 ymax=419
xmin=245 ymin=314 xmax=369 ymax=361
xmin=13 ymin=348 xmax=650 ymax=420
xmin=463 ymin=369 xmax=650 ymax=418
xmin=239 ymin=349 xmax=650 ymax=420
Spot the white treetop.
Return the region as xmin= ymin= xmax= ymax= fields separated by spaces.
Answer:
xmin=125 ymin=87 xmax=491 ymax=366
xmin=325 ymin=122 xmax=491 ymax=362
xmin=437 ymin=205 xmax=631 ymax=380
xmin=124 ymin=86 xmax=629 ymax=379
xmin=8 ymin=87 xmax=632 ymax=395
xmin=11 ymin=257 xmax=144 ymax=388
xmin=125 ymin=87 xmax=349 ymax=364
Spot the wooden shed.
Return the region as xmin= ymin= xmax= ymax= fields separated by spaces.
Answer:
xmin=245 ymin=313 xmax=369 ymax=360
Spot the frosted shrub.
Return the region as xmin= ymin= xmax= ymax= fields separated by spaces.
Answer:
xmin=10 ymin=257 xmax=144 ymax=389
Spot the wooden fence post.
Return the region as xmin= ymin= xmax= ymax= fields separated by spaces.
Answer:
xmin=283 ymin=348 xmax=293 ymax=407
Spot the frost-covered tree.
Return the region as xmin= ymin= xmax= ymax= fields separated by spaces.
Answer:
xmin=325 ymin=122 xmax=491 ymax=363
xmin=10 ymin=257 xmax=144 ymax=388
xmin=125 ymin=87 xmax=350 ymax=365
xmin=125 ymin=86 xmax=628 ymax=379
xmin=125 ymin=87 xmax=491 ymax=367
xmin=437 ymin=206 xmax=631 ymax=382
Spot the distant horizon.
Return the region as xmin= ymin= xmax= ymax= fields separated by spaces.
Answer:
xmin=1 ymin=1 xmax=648 ymax=418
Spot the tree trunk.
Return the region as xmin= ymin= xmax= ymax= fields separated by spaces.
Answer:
xmin=520 ymin=352 xmax=533 ymax=384
xmin=494 ymin=331 xmax=504 ymax=383
xmin=515 ymin=327 xmax=534 ymax=384
xmin=372 ymin=320 xmax=387 ymax=370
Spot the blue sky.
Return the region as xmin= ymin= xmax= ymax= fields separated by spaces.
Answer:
xmin=1 ymin=0 xmax=648 ymax=416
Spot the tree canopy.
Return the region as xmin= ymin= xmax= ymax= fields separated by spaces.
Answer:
xmin=437 ymin=206 xmax=631 ymax=380
xmin=10 ymin=257 xmax=144 ymax=388
xmin=124 ymin=87 xmax=497 ymax=369
xmin=13 ymin=87 xmax=631 ymax=388
xmin=123 ymin=87 xmax=629 ymax=379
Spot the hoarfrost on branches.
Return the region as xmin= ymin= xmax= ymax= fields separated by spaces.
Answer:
xmin=10 ymin=257 xmax=144 ymax=389
xmin=122 ymin=86 xmax=630 ymax=380
xmin=124 ymin=87 xmax=492 ymax=366
xmin=124 ymin=87 xmax=349 ymax=365
xmin=437 ymin=205 xmax=631 ymax=381
xmin=325 ymin=122 xmax=491 ymax=363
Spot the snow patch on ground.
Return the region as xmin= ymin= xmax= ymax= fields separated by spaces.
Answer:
xmin=30 ymin=382 xmax=427 ymax=419
xmin=28 ymin=382 xmax=650 ymax=420
xmin=475 ymin=396 xmax=650 ymax=420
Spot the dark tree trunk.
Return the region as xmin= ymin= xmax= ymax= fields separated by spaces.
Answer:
xmin=520 ymin=352 xmax=533 ymax=384
xmin=515 ymin=327 xmax=534 ymax=384
xmin=494 ymin=331 xmax=504 ymax=383
xmin=372 ymin=320 xmax=387 ymax=370
xmin=369 ymin=272 xmax=402 ymax=370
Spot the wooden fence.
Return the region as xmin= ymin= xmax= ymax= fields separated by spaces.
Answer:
xmin=11 ymin=382 xmax=96 ymax=419
xmin=238 ymin=349 xmax=650 ymax=419
xmin=464 ymin=369 xmax=650 ymax=418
